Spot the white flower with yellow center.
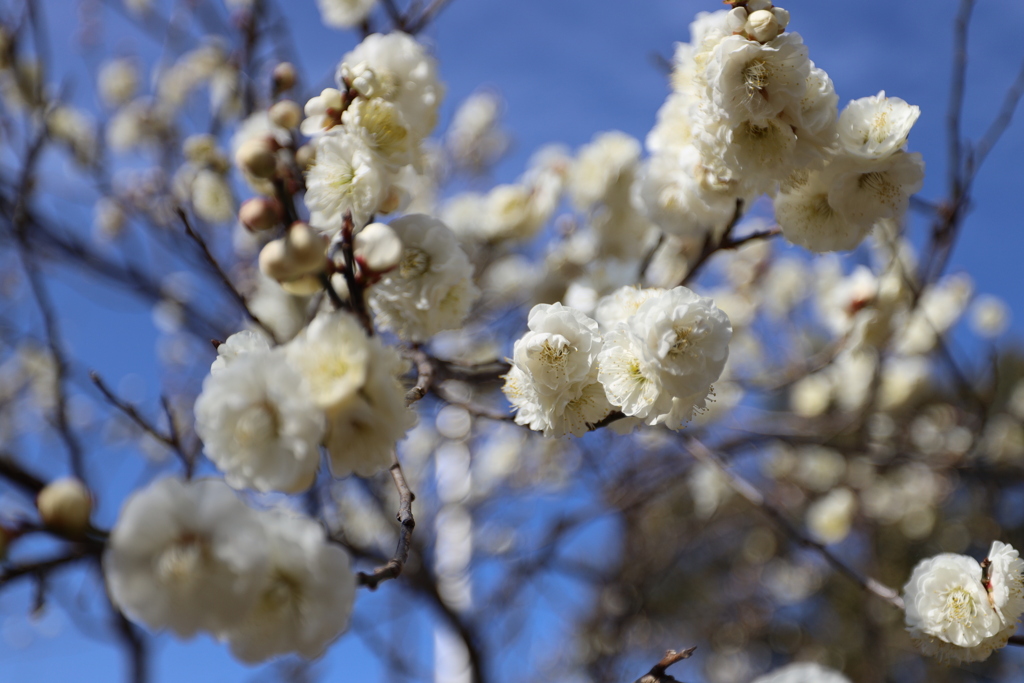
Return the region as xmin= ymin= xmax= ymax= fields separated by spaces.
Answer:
xmin=826 ymin=150 xmax=925 ymax=226
xmin=838 ymin=91 xmax=920 ymax=160
xmin=338 ymin=32 xmax=444 ymax=140
xmin=704 ymin=32 xmax=810 ymax=124
xmin=369 ymin=214 xmax=480 ymax=342
xmin=104 ymin=478 xmax=269 ymax=637
xmin=285 ymin=312 xmax=371 ymax=416
xmin=986 ymin=541 xmax=1024 ymax=625
xmin=342 ymin=96 xmax=415 ymax=169
xmin=903 ymin=553 xmax=1006 ymax=656
xmin=304 ymin=130 xmax=387 ymax=233
xmin=324 ymin=339 xmax=416 ymax=477
xmin=220 ymin=510 xmax=356 ymax=662
xmin=630 ymin=286 xmax=732 ymax=401
xmin=194 ymin=350 xmax=325 ymax=494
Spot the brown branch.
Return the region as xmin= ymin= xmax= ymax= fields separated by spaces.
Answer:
xmin=632 ymin=647 xmax=697 ymax=683
xmin=405 ymin=346 xmax=434 ymax=405
xmin=357 ymin=461 xmax=416 ymax=590
xmin=686 ymin=438 xmax=905 ymax=611
xmin=0 ymin=548 xmax=94 ymax=585
xmin=970 ymin=53 xmax=1024 ymax=177
xmin=0 ymin=453 xmax=47 ymax=495
xmin=177 ymin=208 xmax=280 ymax=343
xmin=679 ymin=201 xmax=780 ymax=287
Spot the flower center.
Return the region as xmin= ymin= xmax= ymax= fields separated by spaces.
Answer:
xmin=400 ymin=247 xmax=431 ymax=279
xmin=234 ymin=400 xmax=279 ymax=446
xmin=940 ymin=586 xmax=981 ymax=626
xmin=156 ymin=534 xmax=208 ymax=585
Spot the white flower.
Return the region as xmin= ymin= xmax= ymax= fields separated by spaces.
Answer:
xmin=285 ymin=311 xmax=371 ymax=416
xmin=194 ymin=351 xmax=325 ymax=493
xmin=513 ymin=304 xmax=603 ymax=401
xmin=903 ymin=553 xmax=1005 ymax=650
xmin=324 ymin=339 xmax=416 ymax=477
xmin=630 ymin=286 xmax=732 ymax=400
xmin=503 ymin=303 xmax=612 ymax=437
xmin=826 ymin=151 xmax=925 ymax=226
xmin=775 ymin=170 xmax=871 ymax=253
xmin=316 ymin=0 xmax=377 ymax=29
xmin=597 ymin=325 xmax=662 ymax=419
xmin=751 ymin=663 xmax=851 ymax=683
xmin=806 ymin=488 xmax=857 ymax=545
xmin=568 ymin=131 xmax=641 ymax=211
xmin=838 ymin=91 xmax=920 ymax=159
xmin=446 ymin=90 xmax=509 ymax=172
xmin=210 ymin=330 xmax=272 ymax=375
xmin=635 ymin=146 xmax=739 ymax=241
xmin=342 ymin=96 xmax=415 ymax=168
xmin=221 ymin=510 xmax=356 ymax=662
xmin=338 ymin=32 xmax=444 ymax=140
xmin=300 ymin=88 xmax=344 ymax=137
xmin=594 ymin=286 xmax=666 ymax=330
xmin=985 ymin=541 xmax=1024 ymax=625
xmin=104 ymin=478 xmax=269 ymax=637
xmin=189 ymin=169 xmax=235 ymax=224
xmin=703 ymin=32 xmax=810 ymax=123
xmin=304 ymin=131 xmax=387 ymax=233
xmin=369 ymin=214 xmax=480 ymax=342
xmin=98 ymin=58 xmax=139 ymax=108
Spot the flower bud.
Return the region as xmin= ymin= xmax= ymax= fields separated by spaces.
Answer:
xmin=772 ymin=6 xmax=790 ymax=29
xmin=726 ymin=7 xmax=747 ymax=33
xmin=355 ymin=222 xmax=403 ymax=273
xmin=286 ymin=222 xmax=327 ymax=273
xmin=747 ymin=0 xmax=773 ymax=11
xmin=37 ymin=478 xmax=92 ymax=537
xmin=329 ymin=272 xmax=351 ymax=300
xmin=280 ymin=273 xmax=324 ymax=296
xmin=272 ymin=62 xmax=296 ymax=92
xmin=235 ymin=138 xmax=277 ymax=179
xmin=269 ymin=99 xmax=302 ymax=130
xmin=746 ymin=9 xmax=781 ymax=43
xmin=239 ymin=197 xmax=282 ymax=232
xmin=295 ymin=143 xmax=316 ymax=170
xmin=258 ymin=239 xmax=294 ymax=282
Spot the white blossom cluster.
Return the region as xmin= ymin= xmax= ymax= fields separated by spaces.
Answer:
xmin=503 ymin=286 xmax=732 ymax=436
xmin=903 ymin=542 xmax=1024 ymax=663
xmin=302 ymin=32 xmax=444 ymax=234
xmin=634 ymin=2 xmax=922 ymax=254
xmin=104 ymin=478 xmax=355 ymax=663
xmin=195 ymin=311 xmax=416 ymax=488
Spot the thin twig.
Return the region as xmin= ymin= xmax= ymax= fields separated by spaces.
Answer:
xmin=632 ymin=647 xmax=697 ymax=683
xmin=686 ymin=438 xmax=905 ymax=611
xmin=177 ymin=208 xmax=280 ymax=343
xmin=357 ymin=461 xmax=416 ymax=590
xmin=405 ymin=346 xmax=434 ymax=405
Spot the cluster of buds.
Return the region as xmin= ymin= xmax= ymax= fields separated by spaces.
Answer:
xmin=725 ymin=0 xmax=790 ymax=43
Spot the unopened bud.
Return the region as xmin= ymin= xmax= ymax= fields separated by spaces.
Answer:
xmin=746 ymin=9 xmax=781 ymax=42
xmin=272 ymin=62 xmax=296 ymax=93
xmin=37 ymin=478 xmax=92 ymax=537
xmin=269 ymin=99 xmax=302 ymax=130
xmin=747 ymin=0 xmax=773 ymax=11
xmin=239 ymin=197 xmax=282 ymax=232
xmin=287 ymin=222 xmax=327 ymax=273
xmin=772 ymin=7 xmax=790 ymax=29
xmin=329 ymin=272 xmax=351 ymax=300
xmin=280 ymin=273 xmax=324 ymax=296
xmin=726 ymin=7 xmax=747 ymax=33
xmin=258 ymin=239 xmax=293 ymax=282
xmin=235 ymin=138 xmax=277 ymax=179
xmin=295 ymin=143 xmax=316 ymax=170
xmin=355 ymin=222 xmax=403 ymax=273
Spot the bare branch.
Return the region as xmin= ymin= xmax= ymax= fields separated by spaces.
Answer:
xmin=686 ymin=438 xmax=905 ymax=611
xmin=632 ymin=647 xmax=697 ymax=683
xmin=357 ymin=461 xmax=416 ymax=590
xmin=178 ymin=209 xmax=280 ymax=344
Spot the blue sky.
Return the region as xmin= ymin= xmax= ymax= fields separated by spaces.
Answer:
xmin=4 ymin=0 xmax=1024 ymax=681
